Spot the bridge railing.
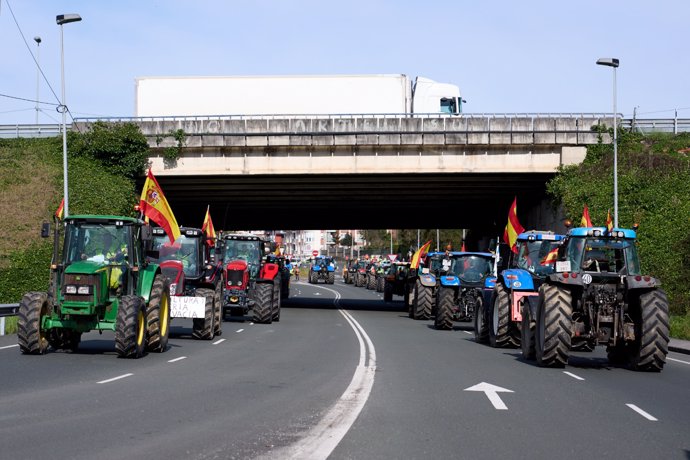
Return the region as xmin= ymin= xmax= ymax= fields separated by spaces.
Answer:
xmin=0 ymin=124 xmax=64 ymax=138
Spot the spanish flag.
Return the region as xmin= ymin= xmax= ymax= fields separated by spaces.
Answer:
xmin=55 ymin=198 xmax=64 ymax=220
xmin=139 ymin=169 xmax=181 ymax=244
xmin=540 ymin=247 xmax=559 ymax=266
xmin=606 ymin=209 xmax=614 ymax=232
xmin=503 ymin=197 xmax=525 ymax=254
xmin=410 ymin=240 xmax=432 ymax=269
xmin=201 ymin=205 xmax=216 ymax=247
xmin=580 ymin=205 xmax=593 ymax=227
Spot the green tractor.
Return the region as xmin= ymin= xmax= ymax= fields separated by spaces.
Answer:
xmin=17 ymin=215 xmax=171 ymax=359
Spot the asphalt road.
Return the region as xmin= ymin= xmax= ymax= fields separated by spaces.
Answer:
xmin=1 ymin=277 xmax=689 ymax=459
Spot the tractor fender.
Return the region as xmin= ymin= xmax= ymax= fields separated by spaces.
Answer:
xmin=159 ymin=260 xmax=185 ymax=296
xmin=624 ymin=275 xmax=661 ymax=290
xmin=327 ymin=266 xmax=335 ymax=272
xmin=500 ymin=269 xmax=535 ymax=291
xmin=484 ymin=276 xmax=497 ymax=290
xmin=419 ymin=273 xmax=436 ymax=288
xmin=138 ymin=264 xmax=161 ymax=303
xmin=439 ymin=275 xmax=460 ymax=287
xmin=260 ymin=263 xmax=280 ymax=280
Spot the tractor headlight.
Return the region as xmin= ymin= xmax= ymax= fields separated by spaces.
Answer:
xmin=230 ymin=295 xmax=239 ymax=303
xmin=170 ymin=283 xmax=177 ymax=295
xmin=593 ymin=230 xmax=602 ymax=237
xmin=77 ymin=285 xmax=91 ymax=295
xmin=65 ymin=285 xmax=77 ymax=294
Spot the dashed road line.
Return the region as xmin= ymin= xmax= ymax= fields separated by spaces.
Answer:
xmin=168 ymin=356 xmax=187 ymax=363
xmin=236 ymin=329 xmax=244 ymax=333
xmin=626 ymin=403 xmax=658 ymax=421
xmin=97 ymin=373 xmax=133 ymax=384
xmin=0 ymin=344 xmax=19 ymax=350
xmin=463 ymin=331 xmax=473 ymax=335
xmin=213 ymin=338 xmax=226 ymax=345
xmin=667 ymin=357 xmax=690 ymax=365
xmin=563 ymin=371 xmax=585 ymax=381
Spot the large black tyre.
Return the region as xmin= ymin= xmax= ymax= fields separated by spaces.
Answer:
xmin=192 ymin=288 xmax=215 ymax=340
xmin=115 ymin=295 xmax=147 ymax=358
xmin=489 ymin=285 xmax=518 ymax=348
xmin=366 ymin=274 xmax=375 ymax=290
xmin=628 ymin=289 xmax=670 ymax=372
xmin=213 ymin=283 xmax=222 ymax=336
xmin=272 ymin=278 xmax=281 ymax=322
xmin=535 ymin=284 xmax=572 ymax=368
xmin=327 ymin=272 xmax=335 ymax=285
xmin=146 ymin=274 xmax=171 ymax=352
xmin=310 ymin=272 xmax=317 ymax=284
xmin=375 ymin=277 xmax=384 ymax=292
xmin=520 ymin=302 xmax=536 ymax=360
xmin=383 ymin=282 xmax=393 ymax=302
xmin=252 ymin=282 xmax=274 ymax=324
xmin=17 ymin=292 xmax=51 ymax=355
xmin=413 ymin=280 xmax=432 ymax=320
xmin=356 ymin=273 xmax=365 ymax=287
xmin=474 ymin=296 xmax=489 ymax=344
xmin=435 ymin=287 xmax=454 ymax=330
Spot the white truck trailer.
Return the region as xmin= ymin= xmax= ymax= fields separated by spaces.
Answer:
xmin=134 ymin=74 xmax=463 ymax=117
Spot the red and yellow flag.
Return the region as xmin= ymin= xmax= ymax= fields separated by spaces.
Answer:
xmin=139 ymin=169 xmax=181 ymax=244
xmin=55 ymin=198 xmax=64 ymax=220
xmin=410 ymin=240 xmax=432 ymax=269
xmin=580 ymin=205 xmax=593 ymax=227
xmin=201 ymin=205 xmax=216 ymax=247
xmin=606 ymin=209 xmax=614 ymax=232
xmin=540 ymin=247 xmax=559 ymax=266
xmin=503 ymin=197 xmax=525 ymax=254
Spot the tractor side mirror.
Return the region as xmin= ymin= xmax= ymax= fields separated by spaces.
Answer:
xmin=41 ymin=222 xmax=50 ymax=238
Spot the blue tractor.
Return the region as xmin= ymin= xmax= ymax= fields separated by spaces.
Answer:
xmin=475 ymin=231 xmax=565 ymax=348
xmin=309 ymin=256 xmax=336 ymax=284
xmin=523 ymin=226 xmax=670 ymax=371
xmin=434 ymin=252 xmax=497 ymax=330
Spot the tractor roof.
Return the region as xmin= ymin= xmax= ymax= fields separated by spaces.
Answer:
xmin=65 ymin=215 xmax=143 ymax=225
xmin=222 ymin=233 xmax=263 ymax=241
xmin=517 ymin=231 xmax=565 ymax=242
xmin=568 ymin=227 xmax=637 ymax=239
xmin=152 ymin=226 xmax=204 ymax=238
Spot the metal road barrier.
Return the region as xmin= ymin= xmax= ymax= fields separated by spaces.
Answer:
xmin=0 ymin=303 xmax=19 ymax=336
xmin=0 ymin=124 xmax=65 ymax=138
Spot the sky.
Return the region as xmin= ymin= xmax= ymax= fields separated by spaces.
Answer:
xmin=1 ymin=0 xmax=689 ymax=125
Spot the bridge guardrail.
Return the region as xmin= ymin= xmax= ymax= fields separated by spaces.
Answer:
xmin=0 ymin=124 xmax=65 ymax=138
xmin=0 ymin=303 xmax=19 ymax=336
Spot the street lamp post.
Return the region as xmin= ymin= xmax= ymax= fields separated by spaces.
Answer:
xmin=596 ymin=57 xmax=620 ymax=228
xmin=33 ymin=36 xmax=41 ymax=125
xmin=56 ymin=13 xmax=82 ymax=218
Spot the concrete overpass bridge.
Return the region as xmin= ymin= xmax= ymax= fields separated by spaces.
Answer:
xmin=72 ymin=114 xmax=615 ymax=242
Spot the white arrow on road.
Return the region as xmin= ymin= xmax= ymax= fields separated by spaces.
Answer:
xmin=464 ymin=382 xmax=514 ymax=410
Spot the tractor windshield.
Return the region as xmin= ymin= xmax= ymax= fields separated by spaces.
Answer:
xmin=64 ymin=223 xmax=131 ymax=265
xmin=449 ymin=255 xmax=493 ymax=282
xmin=223 ymin=239 xmax=262 ymax=267
xmin=515 ymin=240 xmax=561 ymax=277
xmin=565 ymin=237 xmax=640 ymax=275
xmin=151 ymin=235 xmax=202 ymax=277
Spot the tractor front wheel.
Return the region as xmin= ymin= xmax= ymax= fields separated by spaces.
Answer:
xmin=146 ymin=274 xmax=171 ymax=352
xmin=520 ymin=302 xmax=535 ymax=360
xmin=17 ymin=292 xmax=51 ymax=355
xmin=535 ymin=285 xmax=571 ymax=368
xmin=115 ymin=295 xmax=147 ymax=358
xmin=434 ymin=287 xmax=454 ymax=330
xmin=193 ymin=288 xmax=215 ymax=340
xmin=489 ymin=285 xmax=517 ymax=348
xmin=252 ymin=282 xmax=273 ymax=324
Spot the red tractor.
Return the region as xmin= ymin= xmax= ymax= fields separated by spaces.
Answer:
xmin=220 ymin=233 xmax=283 ymax=324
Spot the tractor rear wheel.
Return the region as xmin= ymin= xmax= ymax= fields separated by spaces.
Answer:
xmin=193 ymin=288 xmax=215 ymax=340
xmin=474 ymin=296 xmax=489 ymax=344
xmin=489 ymin=285 xmax=517 ymax=348
xmin=535 ymin=285 xmax=571 ymax=368
xmin=252 ymin=282 xmax=273 ymax=324
xmin=413 ymin=280 xmax=432 ymax=320
xmin=272 ymin=279 xmax=281 ymax=322
xmin=115 ymin=295 xmax=147 ymax=358
xmin=435 ymin=287 xmax=454 ymax=330
xmin=327 ymin=272 xmax=335 ymax=285
xmin=520 ymin=302 xmax=535 ymax=360
xmin=628 ymin=289 xmax=669 ymax=372
xmin=17 ymin=292 xmax=51 ymax=355
xmin=310 ymin=272 xmax=317 ymax=284
xmin=146 ymin=274 xmax=171 ymax=351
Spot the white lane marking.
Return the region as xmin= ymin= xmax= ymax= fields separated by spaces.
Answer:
xmin=667 ymin=357 xmax=690 ymax=365
xmin=264 ymin=284 xmax=376 ymax=460
xmin=626 ymin=403 xmax=658 ymax=421
xmin=213 ymin=338 xmax=226 ymax=345
xmin=463 ymin=331 xmax=473 ymax=335
xmin=0 ymin=344 xmax=19 ymax=350
xmin=168 ymin=356 xmax=187 ymax=363
xmin=563 ymin=371 xmax=585 ymax=381
xmin=97 ymin=373 xmax=133 ymax=384
xmin=236 ymin=329 xmax=244 ymax=333
xmin=464 ymin=382 xmax=513 ymax=410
